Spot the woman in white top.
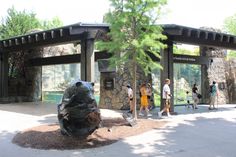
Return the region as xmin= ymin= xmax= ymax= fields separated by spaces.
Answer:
xmin=127 ymin=85 xmax=133 ymax=114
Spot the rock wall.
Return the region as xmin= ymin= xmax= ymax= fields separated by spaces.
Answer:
xmin=99 ymin=65 xmax=152 ymax=110
xmin=24 ymin=48 xmax=43 ymax=102
xmin=201 ymin=46 xmax=229 ymax=104
xmin=225 ymin=59 xmax=236 ymax=103
xmin=8 ymin=48 xmax=43 ymax=102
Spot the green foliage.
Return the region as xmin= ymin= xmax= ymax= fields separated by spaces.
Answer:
xmin=0 ymin=6 xmax=63 ymax=40
xmin=173 ymin=45 xmax=199 ymax=56
xmin=97 ymin=0 xmax=167 ymax=118
xmin=0 ymin=7 xmax=41 ymax=39
xmin=0 ymin=6 xmax=64 ymax=78
xmin=174 ymin=64 xmax=200 ymax=86
xmin=227 ymin=50 xmax=236 ymax=59
xmin=223 ymin=13 xmax=236 ymax=35
xmin=97 ymin=0 xmax=167 ymax=75
xmin=42 ymin=16 xmax=64 ymax=30
xmin=153 ymin=90 xmax=160 ymax=106
xmin=224 ymin=14 xmax=236 ymax=59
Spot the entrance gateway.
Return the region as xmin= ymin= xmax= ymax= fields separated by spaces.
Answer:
xmin=0 ymin=23 xmax=236 ymax=112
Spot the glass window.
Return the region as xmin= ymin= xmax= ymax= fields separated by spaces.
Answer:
xmin=152 ymin=68 xmax=161 ymax=107
xmin=42 ymin=62 xmax=101 ymax=104
xmin=174 ymin=63 xmax=201 ymax=105
xmin=174 ymin=43 xmax=200 ymax=56
xmin=42 ymin=63 xmax=81 ymax=103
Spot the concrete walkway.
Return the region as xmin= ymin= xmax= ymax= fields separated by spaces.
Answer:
xmin=0 ymin=102 xmax=236 ymax=157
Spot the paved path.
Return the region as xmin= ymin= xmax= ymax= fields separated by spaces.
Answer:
xmin=0 ymin=103 xmax=236 ymax=157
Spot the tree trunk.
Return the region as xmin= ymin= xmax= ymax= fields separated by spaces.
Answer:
xmin=132 ymin=61 xmax=137 ymax=120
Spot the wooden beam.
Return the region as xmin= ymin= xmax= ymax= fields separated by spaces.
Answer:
xmin=1 ymin=35 xmax=83 ymax=52
xmin=43 ymin=32 xmax=47 ymax=40
xmin=173 ymin=54 xmax=210 ymax=65
xmin=51 ymin=31 xmax=55 ymax=38
xmin=28 ymin=36 xmax=32 ymax=43
xmin=26 ymin=54 xmax=81 ymax=66
xmin=60 ymin=29 xmax=64 ymax=37
xmin=0 ymin=52 xmax=9 ymax=97
xmin=9 ymin=40 xmax=12 ymax=46
xmin=35 ymin=34 xmax=40 ymax=41
xmin=26 ymin=51 xmax=110 ymax=67
xmin=15 ymin=39 xmax=20 ymax=45
xmin=80 ymin=39 xmax=95 ymax=81
xmin=168 ymin=35 xmax=236 ymax=50
xmin=3 ymin=41 xmax=8 ymax=47
xmin=21 ymin=37 xmax=26 ymax=44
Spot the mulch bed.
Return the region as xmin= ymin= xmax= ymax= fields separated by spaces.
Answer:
xmin=12 ymin=118 xmax=165 ymax=150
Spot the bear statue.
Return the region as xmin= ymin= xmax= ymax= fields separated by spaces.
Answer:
xmin=57 ymin=80 xmax=101 ymax=137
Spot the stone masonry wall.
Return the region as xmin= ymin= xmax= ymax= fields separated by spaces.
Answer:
xmin=8 ymin=48 xmax=43 ymax=102
xmin=24 ymin=48 xmax=43 ymax=101
xmin=225 ymin=59 xmax=236 ymax=103
xmin=99 ymin=65 xmax=153 ymax=110
xmin=201 ymin=46 xmax=229 ymax=104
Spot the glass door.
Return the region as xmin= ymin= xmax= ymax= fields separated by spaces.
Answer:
xmin=174 ymin=63 xmax=201 ymax=105
xmin=152 ymin=69 xmax=161 ymax=106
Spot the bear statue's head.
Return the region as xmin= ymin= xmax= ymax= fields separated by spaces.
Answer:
xmin=73 ymin=80 xmax=95 ymax=103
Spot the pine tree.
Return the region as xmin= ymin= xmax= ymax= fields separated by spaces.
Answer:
xmin=98 ymin=0 xmax=167 ymax=119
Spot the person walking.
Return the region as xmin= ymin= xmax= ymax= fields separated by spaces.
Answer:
xmin=127 ymin=84 xmax=133 ymax=114
xmin=139 ymin=83 xmax=151 ymax=117
xmin=192 ymin=83 xmax=199 ymax=109
xmin=209 ymin=81 xmax=218 ymax=110
xmin=158 ymin=79 xmax=171 ymax=118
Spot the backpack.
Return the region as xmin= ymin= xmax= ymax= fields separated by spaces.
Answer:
xmin=209 ymin=85 xmax=213 ymax=93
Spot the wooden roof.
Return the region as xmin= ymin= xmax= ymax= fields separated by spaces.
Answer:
xmin=1 ymin=23 xmax=236 ymax=52
xmin=163 ymin=24 xmax=236 ymax=50
xmin=0 ymin=23 xmax=109 ymax=52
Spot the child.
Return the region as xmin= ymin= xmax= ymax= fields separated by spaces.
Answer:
xmin=186 ymin=91 xmax=192 ymax=109
xmin=192 ymin=83 xmax=199 ymax=109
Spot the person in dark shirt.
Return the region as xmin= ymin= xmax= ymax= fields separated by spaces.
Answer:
xmin=209 ymin=81 xmax=218 ymax=110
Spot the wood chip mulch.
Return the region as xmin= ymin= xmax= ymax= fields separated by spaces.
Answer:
xmin=12 ymin=118 xmax=166 ymax=150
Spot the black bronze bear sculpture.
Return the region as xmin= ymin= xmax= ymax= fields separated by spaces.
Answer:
xmin=57 ymin=80 xmax=101 ymax=137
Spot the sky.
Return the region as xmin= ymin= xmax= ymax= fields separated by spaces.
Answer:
xmin=1 ymin=0 xmax=236 ymax=30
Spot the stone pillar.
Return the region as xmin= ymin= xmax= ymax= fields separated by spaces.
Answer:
xmin=160 ymin=42 xmax=174 ymax=112
xmin=225 ymin=59 xmax=236 ymax=103
xmin=201 ymin=63 xmax=208 ymax=103
xmin=7 ymin=48 xmax=42 ymax=102
xmin=0 ymin=51 xmax=9 ymax=98
xmin=99 ymin=64 xmax=152 ymax=110
xmin=200 ymin=46 xmax=228 ymax=104
xmin=80 ymin=39 xmax=95 ymax=82
xmin=24 ymin=48 xmax=43 ymax=102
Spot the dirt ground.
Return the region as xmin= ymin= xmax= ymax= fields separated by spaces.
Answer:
xmin=12 ymin=118 xmax=166 ymax=150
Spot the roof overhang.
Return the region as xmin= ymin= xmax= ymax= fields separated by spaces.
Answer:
xmin=162 ymin=24 xmax=236 ymax=50
xmin=1 ymin=23 xmax=236 ymax=52
xmin=0 ymin=23 xmax=109 ymax=52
